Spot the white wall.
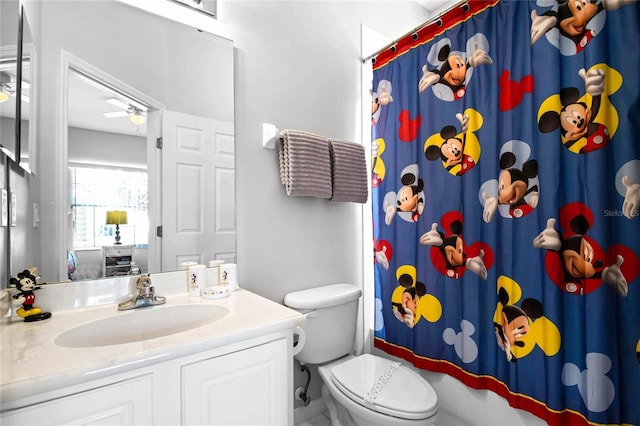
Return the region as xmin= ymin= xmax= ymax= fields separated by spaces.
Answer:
xmin=222 ymin=2 xmax=545 ymax=424
xmin=222 ymin=0 xmax=430 ymax=302
xmin=68 ymin=127 xmax=146 ymax=169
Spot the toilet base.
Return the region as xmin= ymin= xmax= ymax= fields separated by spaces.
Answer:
xmin=321 ymin=383 xmax=356 ymax=426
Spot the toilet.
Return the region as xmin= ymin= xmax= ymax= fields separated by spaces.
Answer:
xmin=284 ymin=283 xmax=439 ymax=426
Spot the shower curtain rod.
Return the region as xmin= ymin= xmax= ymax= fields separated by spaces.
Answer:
xmin=362 ymin=0 xmax=469 ymax=64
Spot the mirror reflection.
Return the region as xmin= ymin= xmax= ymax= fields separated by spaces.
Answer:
xmin=67 ymin=68 xmax=150 ymax=279
xmin=18 ymin=6 xmax=34 ymax=172
xmin=0 ymin=0 xmax=19 ymax=161
xmin=12 ymin=1 xmax=235 ymax=284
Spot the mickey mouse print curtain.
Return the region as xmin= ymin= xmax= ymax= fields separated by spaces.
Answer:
xmin=371 ymin=1 xmax=640 ymax=425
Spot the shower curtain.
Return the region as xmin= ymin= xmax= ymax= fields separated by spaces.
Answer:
xmin=371 ymin=1 xmax=640 ymax=425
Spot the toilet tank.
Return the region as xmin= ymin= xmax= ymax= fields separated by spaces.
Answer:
xmin=284 ymin=283 xmax=362 ymax=364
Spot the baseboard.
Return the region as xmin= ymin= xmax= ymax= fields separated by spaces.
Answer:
xmin=293 ymin=398 xmax=328 ymax=425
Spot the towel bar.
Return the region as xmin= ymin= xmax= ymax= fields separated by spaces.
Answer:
xmin=262 ymin=123 xmax=280 ymax=149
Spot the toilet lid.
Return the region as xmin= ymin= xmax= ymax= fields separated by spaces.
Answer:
xmin=330 ymin=354 xmax=437 ymax=420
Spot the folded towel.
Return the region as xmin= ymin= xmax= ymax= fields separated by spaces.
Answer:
xmin=328 ymin=139 xmax=369 ymax=203
xmin=278 ymin=130 xmax=332 ymax=198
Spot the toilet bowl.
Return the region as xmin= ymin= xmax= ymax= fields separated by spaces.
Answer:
xmin=284 ymin=283 xmax=439 ymax=426
xmin=318 ymin=354 xmax=439 ymax=426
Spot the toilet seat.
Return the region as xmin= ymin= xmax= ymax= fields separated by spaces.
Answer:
xmin=330 ymin=354 xmax=438 ymax=420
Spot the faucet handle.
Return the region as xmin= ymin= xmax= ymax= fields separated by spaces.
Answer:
xmin=136 ymin=274 xmax=153 ymax=292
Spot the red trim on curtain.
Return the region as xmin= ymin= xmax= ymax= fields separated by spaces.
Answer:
xmin=372 ymin=0 xmax=500 ymax=71
xmin=374 ymin=338 xmax=601 ymax=426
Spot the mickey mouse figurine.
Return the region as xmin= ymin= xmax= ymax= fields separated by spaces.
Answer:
xmin=10 ymin=269 xmax=52 ymax=322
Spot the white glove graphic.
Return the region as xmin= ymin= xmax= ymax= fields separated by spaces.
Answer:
xmin=578 ymin=68 xmax=605 ymax=96
xmin=533 ymin=218 xmax=562 ymax=250
xmin=419 ymin=66 xmax=440 ymax=93
xmin=602 ymin=255 xmax=628 ymax=297
xmin=482 ymin=192 xmax=498 ymax=223
xmin=467 ymin=47 xmax=493 ymax=68
xmin=466 ymin=250 xmax=487 ymax=280
xmin=420 ymin=223 xmax=443 ymax=246
xmin=530 ymin=10 xmax=556 ymax=45
xmin=622 ymin=175 xmax=639 ymax=219
xmin=384 ymin=202 xmax=396 ymax=225
xmin=456 ymin=112 xmax=470 ymax=133
xmin=393 ymin=307 xmax=415 ymax=328
xmin=375 ymin=247 xmax=389 ymax=270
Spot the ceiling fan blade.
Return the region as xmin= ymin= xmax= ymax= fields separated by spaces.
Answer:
xmin=103 ymin=111 xmax=128 ymax=118
xmin=106 ymin=98 xmax=129 ymax=110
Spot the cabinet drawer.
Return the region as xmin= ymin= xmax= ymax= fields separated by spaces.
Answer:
xmin=104 ymin=246 xmax=133 ymax=257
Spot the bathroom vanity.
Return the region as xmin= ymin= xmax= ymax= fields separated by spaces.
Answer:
xmin=0 ymin=282 xmax=305 ymax=425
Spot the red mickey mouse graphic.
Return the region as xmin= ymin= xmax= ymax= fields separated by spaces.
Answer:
xmin=374 ymin=238 xmax=393 ymax=270
xmin=533 ymin=202 xmax=639 ymax=296
xmin=398 ymin=110 xmax=421 ymax=142
xmin=499 ymin=70 xmax=534 ymax=112
xmin=420 ymin=211 xmax=494 ymax=280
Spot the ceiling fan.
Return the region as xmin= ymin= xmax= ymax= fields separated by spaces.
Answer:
xmin=0 ymin=71 xmax=16 ymax=103
xmin=103 ymin=98 xmax=147 ymax=125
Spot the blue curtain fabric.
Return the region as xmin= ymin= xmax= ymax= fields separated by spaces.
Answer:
xmin=371 ymin=1 xmax=640 ymax=425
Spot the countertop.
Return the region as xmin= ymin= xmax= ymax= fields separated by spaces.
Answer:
xmin=0 ymin=289 xmax=305 ymax=408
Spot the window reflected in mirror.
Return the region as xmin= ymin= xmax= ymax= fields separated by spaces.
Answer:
xmin=67 ymin=68 xmax=151 ymax=280
xmin=69 ymin=167 xmax=148 ymax=248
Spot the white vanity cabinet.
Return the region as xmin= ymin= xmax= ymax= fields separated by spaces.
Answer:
xmin=182 ymin=338 xmax=288 ymax=425
xmin=0 ymin=374 xmax=154 ymax=425
xmin=1 ymin=336 xmax=290 ymax=425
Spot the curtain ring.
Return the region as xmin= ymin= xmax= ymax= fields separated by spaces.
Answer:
xmin=462 ymin=2 xmax=470 ymax=12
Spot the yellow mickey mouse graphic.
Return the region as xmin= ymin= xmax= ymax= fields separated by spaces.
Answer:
xmin=493 ymin=275 xmax=561 ymax=362
xmin=424 ymin=108 xmax=483 ymax=176
xmin=371 ymin=137 xmax=386 ymax=188
xmin=538 ymin=63 xmax=622 ymax=154
xmin=391 ymin=265 xmax=442 ymax=329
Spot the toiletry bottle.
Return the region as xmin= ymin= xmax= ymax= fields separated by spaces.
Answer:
xmin=188 ymin=264 xmax=206 ymax=297
xmin=206 ymin=260 xmax=223 ymax=287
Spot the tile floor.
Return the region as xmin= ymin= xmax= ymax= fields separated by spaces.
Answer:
xmin=297 ymin=412 xmax=331 ymax=426
xmin=297 ymin=409 xmax=470 ymax=426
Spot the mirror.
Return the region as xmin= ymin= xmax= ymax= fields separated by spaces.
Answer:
xmin=0 ymin=0 xmax=19 ymax=161
xmin=17 ymin=5 xmax=35 ymax=173
xmin=13 ymin=1 xmax=235 ymax=284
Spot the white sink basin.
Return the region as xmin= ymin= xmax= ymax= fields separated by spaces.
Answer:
xmin=54 ymin=304 xmax=229 ymax=348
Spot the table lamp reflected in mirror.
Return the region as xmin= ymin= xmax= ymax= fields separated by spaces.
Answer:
xmin=106 ymin=210 xmax=128 ymax=245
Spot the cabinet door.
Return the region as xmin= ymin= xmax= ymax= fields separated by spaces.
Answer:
xmin=1 ymin=375 xmax=153 ymax=426
xmin=182 ymin=339 xmax=288 ymax=425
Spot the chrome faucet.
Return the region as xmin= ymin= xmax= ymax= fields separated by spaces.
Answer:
xmin=118 ymin=274 xmax=166 ymax=311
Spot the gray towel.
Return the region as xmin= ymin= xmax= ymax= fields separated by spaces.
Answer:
xmin=278 ymin=130 xmax=332 ymax=198
xmin=328 ymin=139 xmax=369 ymax=203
